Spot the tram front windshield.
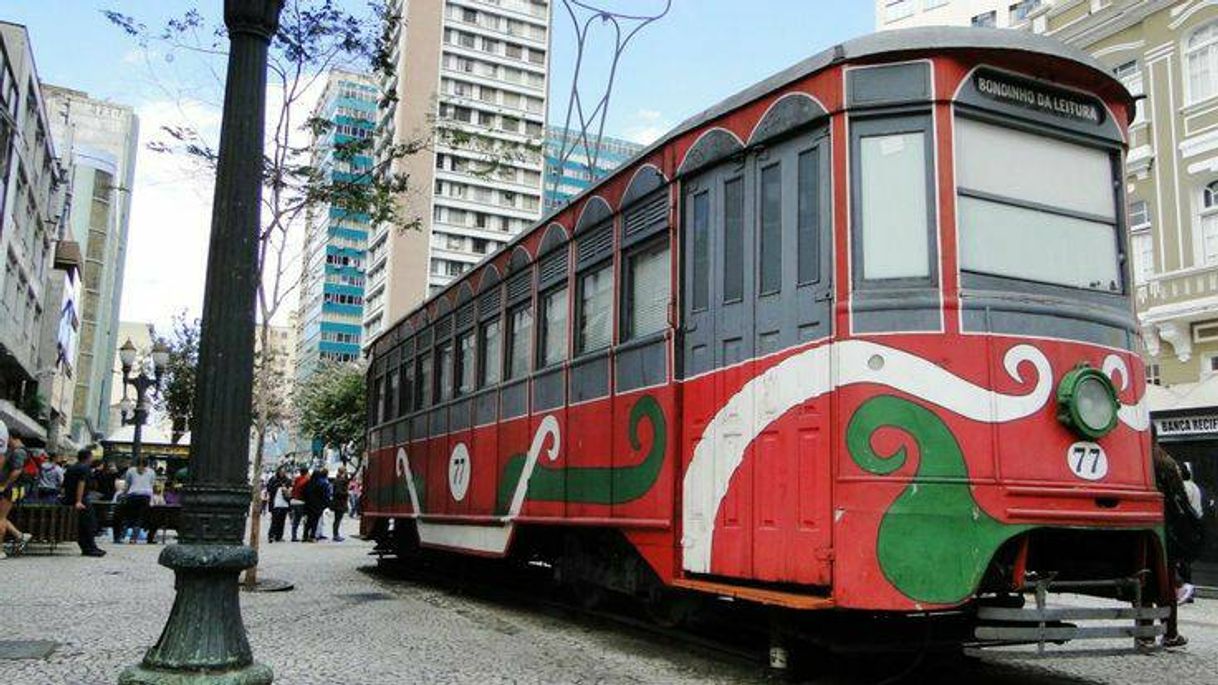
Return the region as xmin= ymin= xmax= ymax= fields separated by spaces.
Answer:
xmin=955 ymin=116 xmax=1121 ymax=293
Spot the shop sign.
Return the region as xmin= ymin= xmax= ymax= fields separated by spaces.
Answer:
xmin=974 ymin=69 xmax=1104 ymax=125
xmin=1155 ymin=414 xmax=1218 ymax=437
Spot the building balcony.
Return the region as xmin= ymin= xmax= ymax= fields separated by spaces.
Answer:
xmin=1138 ymin=263 xmax=1218 ymax=362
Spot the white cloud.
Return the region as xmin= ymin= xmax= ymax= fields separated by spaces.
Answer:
xmin=622 ymin=108 xmax=670 ymax=145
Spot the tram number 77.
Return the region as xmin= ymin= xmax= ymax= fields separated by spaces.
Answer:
xmin=1066 ymin=442 xmax=1109 ymax=481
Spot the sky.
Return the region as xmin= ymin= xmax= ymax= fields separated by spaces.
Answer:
xmin=3 ymin=1 xmax=874 ymax=332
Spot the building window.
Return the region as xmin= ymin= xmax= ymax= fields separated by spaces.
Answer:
xmin=1188 ymin=22 xmax=1218 ymax=105
xmin=623 ymin=239 xmax=670 ymax=341
xmin=1146 ymin=363 xmax=1161 ymax=386
xmin=576 ymin=263 xmax=613 ymax=354
xmin=1131 ymin=232 xmax=1154 ymax=284
xmin=539 ymin=286 xmax=568 ymax=367
xmin=506 ymin=303 xmax=533 ymax=379
xmin=971 ymin=10 xmax=997 ymax=27
xmin=884 ymin=0 xmax=916 ymax=23
xmin=1114 ymin=59 xmax=1146 ymax=124
xmin=1009 ymin=0 xmax=1041 ymax=23
xmin=924 ymin=0 xmax=947 ymax=8
xmin=479 ymin=319 xmax=502 ymax=387
xmin=1129 ymin=200 xmax=1150 ymax=229
xmin=1201 ymin=181 xmax=1218 ymax=265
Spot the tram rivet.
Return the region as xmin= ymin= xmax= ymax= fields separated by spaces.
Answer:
xmin=867 ymin=354 xmax=885 ymax=371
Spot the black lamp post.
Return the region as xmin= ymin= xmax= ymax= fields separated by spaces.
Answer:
xmin=117 ymin=338 xmax=169 ymax=466
xmin=119 ymin=1 xmax=283 ymax=683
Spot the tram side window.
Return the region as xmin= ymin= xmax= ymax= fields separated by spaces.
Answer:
xmin=373 ymin=374 xmax=386 ymax=424
xmin=691 ymin=191 xmax=710 ymax=310
xmin=415 ymin=351 xmax=433 ymax=410
xmin=384 ymin=366 xmax=399 ymax=421
xmin=797 ymin=148 xmax=821 ymax=285
xmin=437 ymin=339 xmax=454 ymax=402
xmin=853 ymin=118 xmax=933 ymax=283
xmin=955 ymin=116 xmax=1119 ymax=292
xmin=400 ymin=351 xmax=415 ymax=413
xmin=456 ymin=330 xmax=475 ymax=396
xmin=479 ymin=318 xmax=502 ymax=387
xmin=759 ymin=163 xmax=782 ymax=294
xmin=723 ymin=178 xmax=744 ymax=303
xmin=577 ymin=263 xmax=613 ymax=353
xmin=539 ymin=286 xmax=568 ymax=367
xmin=506 ymin=302 xmax=533 ymax=379
xmin=623 ymin=238 xmax=670 ymax=340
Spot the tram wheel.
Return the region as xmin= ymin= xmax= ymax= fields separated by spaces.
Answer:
xmin=645 ymin=588 xmax=697 ymax=628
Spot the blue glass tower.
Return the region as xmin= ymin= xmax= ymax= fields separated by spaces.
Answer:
xmin=543 ymin=126 xmax=644 ymax=212
xmin=295 ymin=70 xmax=378 ymax=382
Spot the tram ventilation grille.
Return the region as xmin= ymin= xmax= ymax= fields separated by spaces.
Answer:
xmin=434 ymin=317 xmax=453 ymax=340
xmin=479 ymin=291 xmax=501 ymax=318
xmin=539 ymin=252 xmax=567 ymax=285
xmin=507 ymin=272 xmax=532 ymax=302
xmin=624 ymin=192 xmax=667 ymax=237
xmin=578 ymin=226 xmax=613 ymax=263
xmin=456 ymin=305 xmax=475 ymax=331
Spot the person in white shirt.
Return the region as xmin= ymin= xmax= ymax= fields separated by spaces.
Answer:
xmin=121 ymin=460 xmax=157 ymax=544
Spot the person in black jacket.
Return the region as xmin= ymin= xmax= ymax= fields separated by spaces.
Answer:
xmin=266 ymin=467 xmax=290 ymax=543
xmin=302 ymin=469 xmax=329 ymax=543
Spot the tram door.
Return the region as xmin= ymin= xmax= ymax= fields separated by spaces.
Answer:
xmin=683 ymin=129 xmax=833 ymax=584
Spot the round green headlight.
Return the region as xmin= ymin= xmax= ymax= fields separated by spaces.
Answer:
xmin=1057 ymin=365 xmax=1119 ymax=440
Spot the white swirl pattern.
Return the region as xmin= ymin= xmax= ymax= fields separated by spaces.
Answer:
xmin=1103 ymin=354 xmax=1149 ymax=432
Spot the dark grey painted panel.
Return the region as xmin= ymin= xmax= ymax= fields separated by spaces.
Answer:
xmin=576 ymin=196 xmax=613 ymax=233
xmin=539 ymin=223 xmax=569 ymax=255
xmin=474 ymin=390 xmax=497 ymax=426
xmin=411 ymin=414 xmax=428 ymax=438
xmin=396 ymin=420 xmax=410 ymax=445
xmin=851 ymin=291 xmax=943 ymax=333
xmin=616 ymin=338 xmax=667 ymax=392
xmin=961 ymin=308 xmax=1132 ymax=350
xmin=501 ymin=379 xmax=529 ymax=419
xmin=676 ymin=128 xmax=744 ymax=178
xmin=847 ymin=62 xmax=930 ymax=108
xmin=450 ymin=398 xmax=472 ymax=430
xmin=748 ymin=93 xmax=829 ymax=146
xmin=429 ymin=409 xmax=448 ymax=438
xmin=533 ymin=367 xmax=565 ymax=411
xmin=621 ymin=166 xmax=667 ymax=208
xmin=570 ymin=353 xmax=610 ymax=402
xmin=956 ymin=67 xmax=1123 ymax=142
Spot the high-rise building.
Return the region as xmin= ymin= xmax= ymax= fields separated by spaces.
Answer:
xmin=878 ymin=0 xmax=1218 ymax=587
xmin=876 ymin=0 xmax=1050 ymax=31
xmin=42 ymin=84 xmax=139 ymax=444
xmin=0 ymin=22 xmax=71 ymax=445
xmin=295 ymin=70 xmax=377 ymax=381
xmin=543 ymin=125 xmax=644 ymax=212
xmin=363 ymin=0 xmax=552 ymax=343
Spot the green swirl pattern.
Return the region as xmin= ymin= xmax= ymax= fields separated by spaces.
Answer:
xmin=847 ymin=395 xmax=1029 ymax=604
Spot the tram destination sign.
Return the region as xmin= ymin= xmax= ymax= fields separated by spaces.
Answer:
xmin=973 ymin=70 xmax=1104 ymax=125
xmin=1155 ymin=414 xmax=1218 ymax=438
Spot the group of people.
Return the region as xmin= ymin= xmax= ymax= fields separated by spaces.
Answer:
xmin=1156 ymin=446 xmax=1214 ymax=644
xmin=264 ymin=465 xmax=360 ymax=543
xmin=1 ymin=419 xmax=181 ymax=559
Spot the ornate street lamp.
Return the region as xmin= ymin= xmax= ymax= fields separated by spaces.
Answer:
xmin=117 ymin=338 xmax=169 ymax=468
xmin=120 ymin=1 xmax=283 ymax=683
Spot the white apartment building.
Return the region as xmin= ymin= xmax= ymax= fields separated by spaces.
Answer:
xmin=877 ymin=0 xmax=1054 ymax=31
xmin=363 ymin=0 xmax=552 ymax=345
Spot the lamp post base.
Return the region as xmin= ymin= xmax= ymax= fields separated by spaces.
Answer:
xmin=118 ymin=545 xmax=272 ymax=685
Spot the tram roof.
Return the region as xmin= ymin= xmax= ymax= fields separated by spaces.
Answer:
xmin=370 ymin=27 xmax=1129 ymax=354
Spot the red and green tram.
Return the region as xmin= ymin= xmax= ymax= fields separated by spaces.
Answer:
xmin=363 ymin=27 xmax=1170 ymax=651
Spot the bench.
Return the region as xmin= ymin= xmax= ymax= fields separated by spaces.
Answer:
xmin=10 ymin=503 xmax=78 ymax=553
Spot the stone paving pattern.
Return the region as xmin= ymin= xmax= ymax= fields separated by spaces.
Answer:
xmin=1 ymin=519 xmax=1216 ymax=684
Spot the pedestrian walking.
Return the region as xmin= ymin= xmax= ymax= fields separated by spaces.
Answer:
xmin=289 ymin=466 xmax=309 ymax=542
xmin=303 ymin=469 xmax=329 ymax=543
xmin=267 ymin=467 xmax=290 ymax=543
xmin=1153 ymin=445 xmax=1194 ymax=648
xmin=315 ymin=468 xmax=332 ymax=541
xmin=330 ymin=466 xmax=350 ymax=542
xmin=0 ymin=424 xmax=32 ymax=559
xmin=348 ymin=474 xmax=362 ymax=519
xmin=121 ymin=459 xmax=156 ymax=544
xmin=62 ymin=449 xmax=105 ymax=557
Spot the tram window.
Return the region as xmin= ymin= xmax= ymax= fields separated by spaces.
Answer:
xmin=456 ymin=331 xmax=475 ymax=396
xmin=384 ymin=368 xmax=399 ymax=421
xmin=507 ymin=303 xmax=533 ymax=379
xmin=723 ymin=178 xmax=744 ymax=303
xmin=437 ymin=341 xmax=454 ymax=402
xmin=479 ymin=319 xmax=502 ymax=387
xmin=624 ymin=239 xmax=670 ymax=340
xmin=374 ymin=375 xmax=386 ymax=424
xmin=577 ymin=263 xmax=613 ymax=353
xmin=691 ymin=191 xmax=710 ymax=311
xmin=539 ymin=286 xmax=568 ymax=367
xmin=415 ymin=352 xmax=432 ymax=410
xmin=759 ymin=163 xmax=783 ymax=295
xmin=401 ymin=356 xmax=415 ymax=413
xmin=797 ymin=148 xmax=820 ymax=285
xmin=857 ymin=129 xmax=931 ymax=281
xmin=955 ymin=117 xmax=1120 ymax=291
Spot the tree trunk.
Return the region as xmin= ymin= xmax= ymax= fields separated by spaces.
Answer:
xmin=242 ymin=323 xmax=272 ymax=589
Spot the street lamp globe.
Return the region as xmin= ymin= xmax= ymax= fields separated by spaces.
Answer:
xmin=119 ymin=338 xmax=137 ymax=368
xmin=151 ymin=340 xmax=170 ymax=372
xmin=119 ymin=396 xmax=135 ymax=419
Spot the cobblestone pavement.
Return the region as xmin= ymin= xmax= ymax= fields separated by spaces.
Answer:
xmin=1 ymin=519 xmax=1215 ymax=684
